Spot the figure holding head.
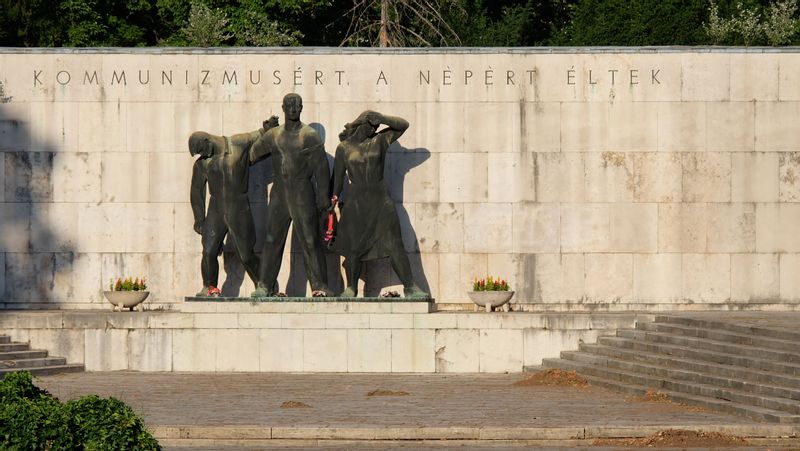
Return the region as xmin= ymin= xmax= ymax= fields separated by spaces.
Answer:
xmin=189 ymin=116 xmax=278 ymax=296
xmin=331 ymin=110 xmax=429 ymax=298
xmin=250 ymin=93 xmax=334 ymax=297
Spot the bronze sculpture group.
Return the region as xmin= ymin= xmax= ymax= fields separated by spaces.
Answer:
xmin=189 ymin=93 xmax=428 ymax=299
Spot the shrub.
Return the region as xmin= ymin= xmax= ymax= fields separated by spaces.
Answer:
xmin=0 ymin=372 xmax=75 ymax=450
xmin=67 ymin=396 xmax=160 ymax=451
xmin=0 ymin=371 xmax=160 ymax=450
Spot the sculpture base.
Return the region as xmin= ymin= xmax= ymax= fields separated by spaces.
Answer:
xmin=182 ymin=296 xmax=435 ymax=313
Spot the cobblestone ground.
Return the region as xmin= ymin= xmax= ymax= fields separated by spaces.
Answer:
xmin=37 ymin=372 xmax=748 ymax=428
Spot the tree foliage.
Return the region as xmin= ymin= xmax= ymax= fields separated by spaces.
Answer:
xmin=557 ymin=0 xmax=712 ymax=45
xmin=180 ymin=0 xmax=231 ymax=46
xmin=706 ymin=0 xmax=799 ymax=45
xmin=451 ymin=0 xmax=575 ymax=46
xmin=2 ymin=0 xmax=800 ymax=47
xmin=341 ymin=0 xmax=464 ymax=46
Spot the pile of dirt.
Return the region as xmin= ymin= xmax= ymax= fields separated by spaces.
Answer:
xmin=627 ymin=389 xmax=708 ymax=412
xmin=513 ymin=369 xmax=588 ymax=388
xmin=632 ymin=388 xmax=671 ymax=403
xmin=594 ymin=429 xmax=749 ymax=447
xmin=280 ymin=401 xmax=311 ymax=408
xmin=366 ymin=389 xmax=409 ymax=397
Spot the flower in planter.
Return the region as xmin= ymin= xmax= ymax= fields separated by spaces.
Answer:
xmin=473 ymin=276 xmax=510 ymax=292
xmin=108 ymin=277 xmax=148 ymax=292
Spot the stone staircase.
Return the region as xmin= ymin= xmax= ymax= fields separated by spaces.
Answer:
xmin=0 ymin=335 xmax=83 ymax=376
xmin=541 ymin=315 xmax=800 ymax=423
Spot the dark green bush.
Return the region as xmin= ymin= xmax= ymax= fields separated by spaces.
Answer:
xmin=0 ymin=371 xmax=160 ymax=451
xmin=0 ymin=371 xmax=74 ymax=450
xmin=67 ymin=395 xmax=160 ymax=451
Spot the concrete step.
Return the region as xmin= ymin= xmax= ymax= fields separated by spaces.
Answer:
xmin=581 ymin=342 xmax=800 ymax=391
xmin=561 ymin=351 xmax=800 ymax=413
xmin=0 ymin=343 xmax=31 ymax=352
xmin=597 ymin=335 xmax=800 ymax=377
xmin=636 ymin=321 xmax=800 ymax=354
xmin=0 ymin=350 xmax=48 ymax=361
xmin=617 ymin=329 xmax=800 ymax=365
xmin=0 ymin=357 xmax=67 ymax=369
xmin=542 ymin=358 xmax=800 ymax=423
xmin=0 ymin=336 xmax=9 ymax=344
xmin=656 ymin=315 xmax=800 ymax=342
xmin=0 ymin=364 xmax=84 ymax=377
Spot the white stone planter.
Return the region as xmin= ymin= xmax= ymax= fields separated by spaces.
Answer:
xmin=103 ymin=291 xmax=150 ymax=311
xmin=467 ymin=291 xmax=514 ymax=312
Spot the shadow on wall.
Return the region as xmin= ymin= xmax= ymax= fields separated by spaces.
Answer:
xmin=382 ymin=144 xmax=432 ymax=296
xmin=0 ymin=84 xmax=77 ymax=307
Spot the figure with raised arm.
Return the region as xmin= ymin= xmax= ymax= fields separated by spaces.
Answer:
xmin=331 ymin=110 xmax=429 ymax=298
xmin=250 ymin=93 xmax=334 ymax=297
xmin=189 ymin=116 xmax=278 ymax=297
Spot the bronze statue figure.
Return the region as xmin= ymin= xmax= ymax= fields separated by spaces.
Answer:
xmin=250 ymin=93 xmax=334 ymax=297
xmin=189 ymin=116 xmax=278 ymax=296
xmin=332 ymin=111 xmax=429 ymax=298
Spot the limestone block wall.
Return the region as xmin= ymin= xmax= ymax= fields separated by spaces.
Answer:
xmin=0 ymin=311 xmax=646 ymax=370
xmin=1 ymin=48 xmax=800 ymax=308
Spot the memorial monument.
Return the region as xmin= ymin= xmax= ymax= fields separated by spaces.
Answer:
xmin=5 ymin=48 xmax=800 ymax=375
xmin=187 ymin=99 xmax=432 ymax=300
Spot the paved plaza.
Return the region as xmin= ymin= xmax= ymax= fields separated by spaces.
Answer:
xmin=36 ymin=371 xmax=800 ymax=449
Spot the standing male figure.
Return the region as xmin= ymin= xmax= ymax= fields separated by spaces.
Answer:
xmin=189 ymin=116 xmax=278 ymax=296
xmin=250 ymin=93 xmax=333 ymax=297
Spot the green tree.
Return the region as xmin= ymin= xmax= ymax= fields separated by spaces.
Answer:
xmin=706 ymin=0 xmax=799 ymax=46
xmin=0 ymin=0 xmax=158 ymax=46
xmin=0 ymin=0 xmax=65 ymax=46
xmin=180 ymin=0 xmax=232 ymax=46
xmin=340 ymin=0 xmax=465 ymax=46
xmin=225 ymin=0 xmax=310 ymax=46
xmin=557 ymin=0 xmax=711 ymax=45
xmin=765 ymin=0 xmax=798 ymax=45
xmin=451 ymin=0 xmax=575 ymax=46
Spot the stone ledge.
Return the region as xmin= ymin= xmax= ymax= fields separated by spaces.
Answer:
xmin=0 ymin=310 xmax=649 ymax=330
xmin=182 ymin=297 xmax=434 ymax=314
xmin=437 ymin=302 xmax=800 ymax=313
xmin=150 ymin=424 xmax=800 ymax=441
xmin=185 ymin=296 xmax=433 ymax=303
xmin=7 ymin=301 xmax=800 ymax=314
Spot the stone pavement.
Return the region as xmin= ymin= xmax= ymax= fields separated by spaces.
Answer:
xmin=36 ymin=372 xmax=800 ymax=448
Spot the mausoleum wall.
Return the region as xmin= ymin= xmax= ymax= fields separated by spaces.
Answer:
xmin=0 ymin=48 xmax=798 ymax=309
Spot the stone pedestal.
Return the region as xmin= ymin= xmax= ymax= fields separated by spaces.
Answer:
xmin=183 ymin=296 xmax=435 ymax=313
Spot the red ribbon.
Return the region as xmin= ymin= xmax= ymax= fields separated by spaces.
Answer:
xmin=324 ymin=195 xmax=338 ymax=246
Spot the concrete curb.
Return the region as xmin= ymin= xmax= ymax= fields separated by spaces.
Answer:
xmin=152 ymin=424 xmax=800 ymax=441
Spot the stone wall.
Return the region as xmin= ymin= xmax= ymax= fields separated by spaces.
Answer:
xmin=1 ymin=48 xmax=799 ymax=308
xmin=0 ymin=310 xmax=646 ymax=370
